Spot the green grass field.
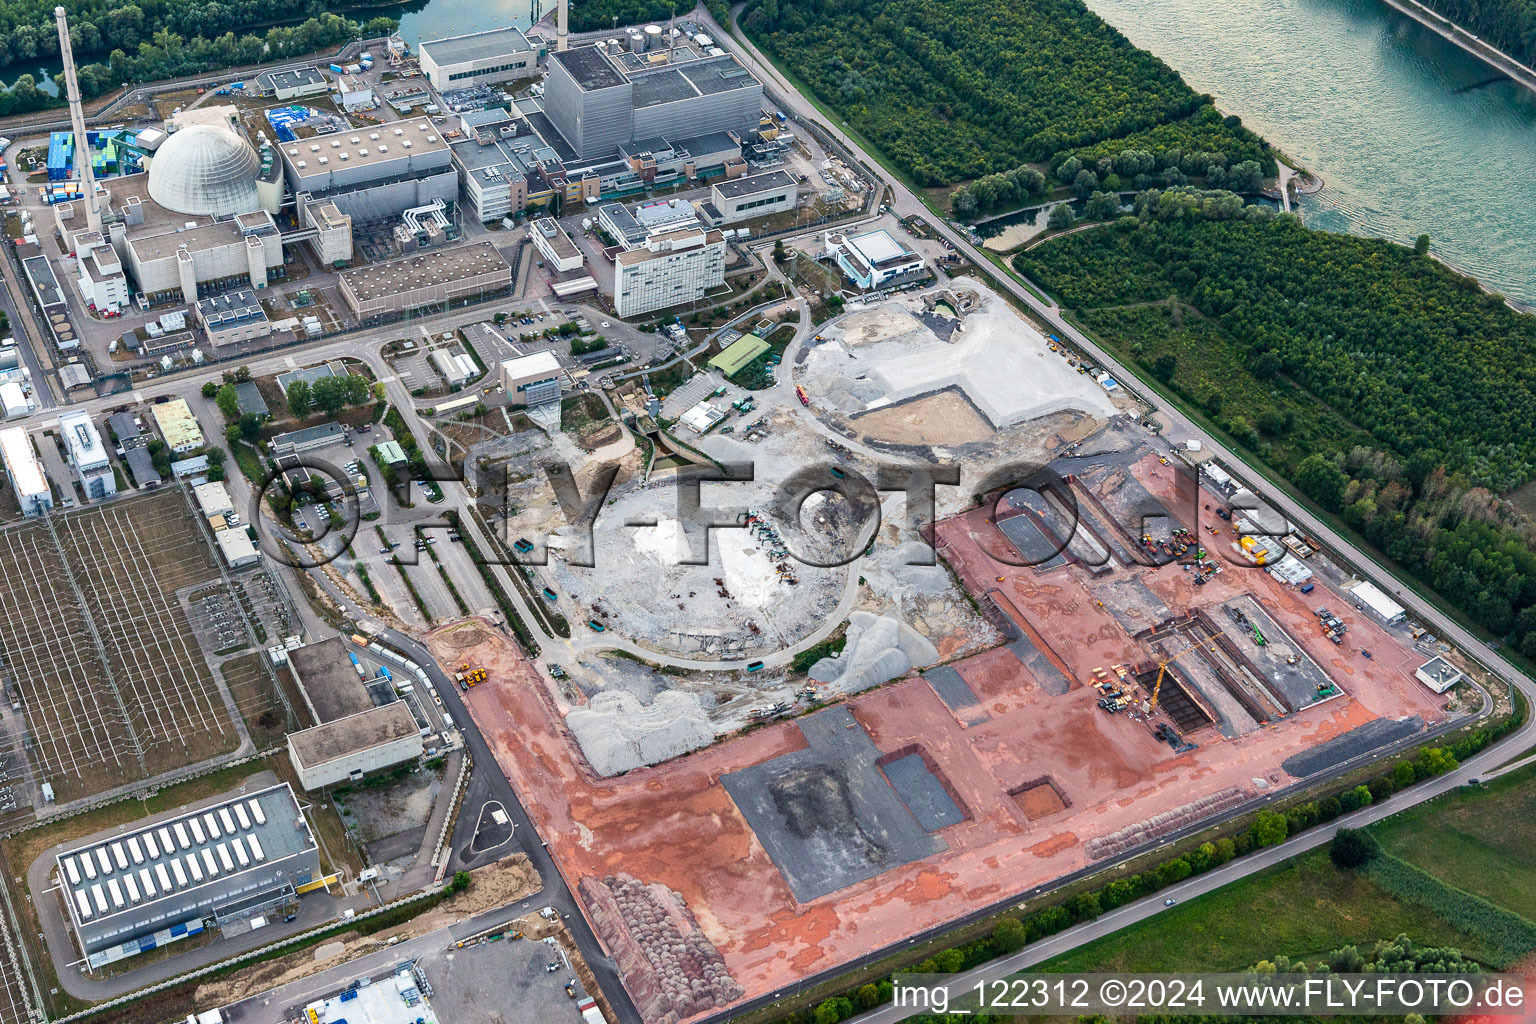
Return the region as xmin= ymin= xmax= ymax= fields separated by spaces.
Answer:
xmin=1371 ymin=765 xmax=1536 ymax=922
xmin=1041 ymin=849 xmax=1508 ymax=972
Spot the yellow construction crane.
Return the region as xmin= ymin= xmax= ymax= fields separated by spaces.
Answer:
xmin=1148 ymin=640 xmax=1217 ymax=711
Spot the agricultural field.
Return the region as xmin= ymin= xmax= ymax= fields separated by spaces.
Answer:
xmin=1371 ymin=765 xmax=1536 ymax=922
xmin=1044 ymin=771 xmax=1536 ymax=978
xmin=0 ymin=490 xmax=243 ymax=803
xmin=1041 ymin=849 xmax=1510 ymax=974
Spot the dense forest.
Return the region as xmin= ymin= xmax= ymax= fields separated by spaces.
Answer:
xmin=741 ymin=0 xmax=1272 ymax=187
xmin=1420 ymin=0 xmax=1536 ymax=65
xmin=0 ymin=11 xmax=394 ymax=119
xmin=1016 ymin=195 xmax=1536 ymax=655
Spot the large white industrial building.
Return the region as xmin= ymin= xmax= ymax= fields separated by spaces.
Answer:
xmin=0 ymin=426 xmax=51 ymax=516
xmin=420 ymin=27 xmax=542 ymax=90
xmin=58 ymin=410 xmax=116 ymax=499
xmin=614 ymin=225 xmax=726 ymax=317
xmin=53 ymin=783 xmax=319 ymax=966
xmin=501 ymin=350 xmax=564 ymax=409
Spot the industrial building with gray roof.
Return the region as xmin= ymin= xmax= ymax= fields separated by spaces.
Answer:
xmin=54 ymin=783 xmax=317 ymax=963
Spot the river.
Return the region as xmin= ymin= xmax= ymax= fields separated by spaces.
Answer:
xmin=1078 ymin=0 xmax=1536 ymax=303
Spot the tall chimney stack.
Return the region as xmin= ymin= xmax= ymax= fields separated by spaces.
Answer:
xmin=557 ymin=0 xmax=569 ymax=51
xmin=55 ymin=6 xmax=101 ymax=234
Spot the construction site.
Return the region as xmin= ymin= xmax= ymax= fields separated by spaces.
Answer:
xmin=447 ymin=408 xmax=1465 ymax=1024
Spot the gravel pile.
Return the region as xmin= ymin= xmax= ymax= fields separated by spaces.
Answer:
xmin=567 ymin=690 xmax=715 ymax=776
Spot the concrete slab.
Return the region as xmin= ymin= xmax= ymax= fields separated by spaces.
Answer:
xmin=1281 ymin=716 xmax=1424 ymax=778
xmin=720 ymin=705 xmax=942 ymax=902
xmin=881 ymin=753 xmax=964 ymax=832
xmin=923 ymin=665 xmax=979 ymax=711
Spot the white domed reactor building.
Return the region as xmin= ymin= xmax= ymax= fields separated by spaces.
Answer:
xmin=147 ymin=124 xmax=264 ymax=217
xmin=57 ymin=108 xmax=352 ymax=310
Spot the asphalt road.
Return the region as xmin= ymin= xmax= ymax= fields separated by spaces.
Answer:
xmin=329 ymin=615 xmax=640 ymax=1024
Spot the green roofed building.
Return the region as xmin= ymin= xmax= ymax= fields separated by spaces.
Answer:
xmin=709 ymin=336 xmax=769 ymax=377
xmin=374 ymin=440 xmax=408 ymax=465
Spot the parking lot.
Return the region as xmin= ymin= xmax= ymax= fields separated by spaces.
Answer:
xmin=416 ymin=932 xmax=583 ymax=1024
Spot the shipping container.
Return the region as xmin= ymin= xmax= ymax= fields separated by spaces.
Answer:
xmin=188 ymin=818 xmax=206 ymax=844
xmin=219 ymin=808 xmax=236 ymax=834
xmin=216 ymin=844 xmax=234 ymax=873
xmin=91 ymin=884 xmax=107 ymax=913
xmin=96 ymin=848 xmax=111 ymax=874
xmin=203 ymin=812 xmax=221 ymax=838
xmin=247 ymin=835 xmax=266 ymax=862
xmin=81 ymin=853 xmax=96 ymax=879
xmin=186 ymin=854 xmax=203 ymax=882
xmin=138 ymin=867 xmax=155 ymax=898
xmin=234 ymin=804 xmax=251 ymax=830
xmin=173 ymin=823 xmax=191 ymax=849
xmin=63 ymin=857 xmax=81 ymax=885
xmin=74 ymin=890 xmax=92 ymax=920
xmin=201 ymin=849 xmax=218 ymax=877
xmin=111 ymin=842 xmax=128 ymax=870
xmin=154 ymin=863 xmax=172 ymax=892
xmin=124 ymin=873 xmax=141 ymax=903
xmin=159 ymin=827 xmax=176 ymax=853
xmin=248 ymin=799 xmax=267 ymax=826
xmin=144 ymin=831 xmax=160 ymax=859
xmin=231 ymin=837 xmax=249 ymax=867
xmin=127 ymin=837 xmax=144 ymax=864
xmin=107 ymin=879 xmax=124 ymax=908
xmin=171 ymin=858 xmax=189 ymax=887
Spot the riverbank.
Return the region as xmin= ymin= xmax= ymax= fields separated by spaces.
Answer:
xmin=1376 ymin=0 xmax=1536 ymax=97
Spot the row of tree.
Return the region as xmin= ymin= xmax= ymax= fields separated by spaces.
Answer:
xmin=743 ymin=0 xmax=1271 ymax=187
xmin=0 ymin=12 xmax=394 ymax=120
xmin=1016 ymin=191 xmax=1536 ymax=656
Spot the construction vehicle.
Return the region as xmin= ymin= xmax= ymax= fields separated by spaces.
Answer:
xmin=1148 ymin=640 xmax=1217 ymax=712
xmin=795 ymin=385 xmax=809 ymax=406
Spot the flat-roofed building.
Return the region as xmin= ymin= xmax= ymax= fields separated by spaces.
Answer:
xmin=544 ymin=44 xmax=762 ymax=160
xmin=52 ymin=783 xmax=318 ymax=963
xmin=124 ymin=209 xmax=284 ymax=304
xmin=614 ymin=226 xmax=725 ymax=317
xmin=287 ymin=704 xmax=424 ymax=790
xmin=0 ymin=426 xmax=51 ymax=516
xmin=531 ymin=217 xmax=583 ymax=272
xmin=1415 ymin=656 xmax=1464 ymax=694
xmin=194 ymin=288 xmax=272 ymax=346
xmin=500 ymin=350 xmax=563 ymax=408
xmin=284 ymin=638 xmax=425 ymax=790
xmin=705 ymin=169 xmax=797 ymax=224
xmin=280 ymin=118 xmax=456 ymax=225
xmin=256 ymin=66 xmax=329 ymax=100
xmin=825 ymin=227 xmax=925 ymax=289
xmin=269 ymin=421 xmax=344 ymax=457
xmin=215 ymin=528 xmax=259 ymax=567
xmin=339 ymin=240 xmax=511 ymax=319
xmin=150 ymin=399 xmax=204 ymax=453
xmin=420 ymin=27 xmax=541 ymax=90
xmin=58 ymin=411 xmax=116 ymax=499
xmin=193 ymin=480 xmax=235 ymax=518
